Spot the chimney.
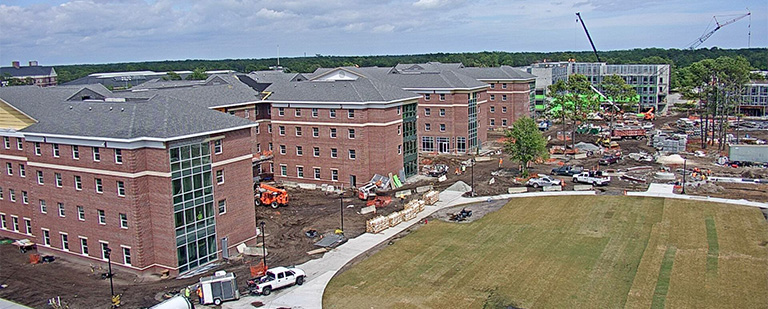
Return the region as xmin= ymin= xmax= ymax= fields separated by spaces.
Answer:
xmin=28 ymin=61 xmax=38 ymax=67
xmin=12 ymin=61 xmax=20 ymax=68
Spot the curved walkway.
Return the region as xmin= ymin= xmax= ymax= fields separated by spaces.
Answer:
xmin=223 ymin=190 xmax=596 ymax=309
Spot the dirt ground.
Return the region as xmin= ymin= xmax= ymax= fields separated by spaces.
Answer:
xmin=2 ymin=112 xmax=767 ymax=308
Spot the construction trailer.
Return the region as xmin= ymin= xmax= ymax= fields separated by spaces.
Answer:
xmin=728 ymin=144 xmax=768 ymax=164
xmin=199 ymin=271 xmax=240 ymax=306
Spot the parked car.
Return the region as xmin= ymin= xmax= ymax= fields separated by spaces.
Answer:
xmin=538 ymin=120 xmax=551 ymax=131
xmin=248 ymin=266 xmax=306 ymax=296
xmin=572 ymin=171 xmax=611 ymax=186
xmin=525 ymin=176 xmax=562 ymax=188
xmin=550 ymin=165 xmax=584 ymax=176
xmin=599 ymin=154 xmax=621 ymax=165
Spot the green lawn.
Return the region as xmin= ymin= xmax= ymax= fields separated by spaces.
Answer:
xmin=324 ymin=196 xmax=768 ymax=308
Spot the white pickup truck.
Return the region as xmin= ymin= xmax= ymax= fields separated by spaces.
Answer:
xmin=247 ymin=266 xmax=306 ymax=296
xmin=572 ymin=171 xmax=611 ymax=186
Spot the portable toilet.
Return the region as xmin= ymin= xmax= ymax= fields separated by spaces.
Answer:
xmin=199 ymin=271 xmax=240 ymax=305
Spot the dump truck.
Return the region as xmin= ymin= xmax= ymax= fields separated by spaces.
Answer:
xmin=255 ymin=183 xmax=289 ymax=208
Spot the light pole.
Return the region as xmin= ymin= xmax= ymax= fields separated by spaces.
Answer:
xmin=339 ymin=192 xmax=344 ymax=233
xmin=470 ymin=157 xmax=475 ymax=197
xmin=259 ymin=221 xmax=267 ymax=269
xmin=681 ymin=158 xmax=687 ymax=194
xmin=105 ymin=246 xmax=114 ymax=297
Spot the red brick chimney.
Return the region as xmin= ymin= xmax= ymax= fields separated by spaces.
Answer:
xmin=12 ymin=61 xmax=20 ymax=68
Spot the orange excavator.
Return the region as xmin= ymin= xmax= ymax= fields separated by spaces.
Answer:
xmin=255 ymin=183 xmax=289 ymax=208
xmin=643 ymin=107 xmax=656 ymax=121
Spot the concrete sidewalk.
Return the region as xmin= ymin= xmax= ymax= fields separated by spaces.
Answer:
xmin=223 ymin=189 xmax=597 ymax=309
xmin=627 ymin=184 xmax=768 ymax=209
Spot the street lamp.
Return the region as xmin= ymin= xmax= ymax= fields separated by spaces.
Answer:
xmin=259 ymin=221 xmax=267 ymax=269
xmin=681 ymin=158 xmax=687 ymax=194
xmin=105 ymin=246 xmax=114 ymax=297
xmin=339 ymin=192 xmax=344 ymax=234
xmin=470 ymin=157 xmax=475 ymax=197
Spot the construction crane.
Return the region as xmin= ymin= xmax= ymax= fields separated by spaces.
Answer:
xmin=687 ymin=11 xmax=751 ymax=50
xmin=575 ymin=12 xmax=601 ymax=63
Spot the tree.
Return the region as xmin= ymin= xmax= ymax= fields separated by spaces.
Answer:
xmin=600 ymin=74 xmax=639 ymax=131
xmin=164 ymin=71 xmax=182 ymax=80
xmin=547 ymin=74 xmax=601 ymax=149
xmin=186 ymin=68 xmax=208 ymax=80
xmin=503 ymin=117 xmax=548 ymax=178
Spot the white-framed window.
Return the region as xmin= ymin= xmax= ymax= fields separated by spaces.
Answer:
xmin=398 ymin=145 xmax=402 ymax=155
xmin=295 ymin=108 xmax=301 ymax=117
xmin=95 ymin=178 xmax=103 ymax=193
xmin=268 ymin=143 xmax=273 ymax=151
xmin=37 ymin=171 xmax=44 ymax=184
xmin=439 ymin=94 xmax=445 ymax=101
xmin=58 ymin=203 xmax=65 ymax=217
xmin=280 ymin=164 xmax=287 ymax=176
xmin=3 ymin=137 xmax=9 ymax=149
xmin=55 ymin=173 xmax=62 ymax=187
xmin=34 ymin=142 xmax=41 ymax=156
xmin=296 ymin=146 xmax=303 ymax=156
xmin=53 ymin=144 xmax=60 ymax=157
xmin=77 ymin=205 xmax=85 ymax=221
xmin=278 ymin=107 xmax=285 ymax=116
xmin=0 ymin=214 xmax=6 ymax=230
xmin=255 ymin=125 xmax=260 ymax=134
xmin=502 ymin=106 xmax=507 ymax=113
xmin=440 ymin=108 xmax=446 ymax=116
xmin=218 ymin=200 xmax=226 ymax=214
xmin=314 ymin=168 xmax=321 ymax=179
xmin=269 ymin=163 xmax=274 ymax=173
xmin=311 ymin=108 xmax=318 ymax=117
xmin=42 ymin=229 xmax=51 ymax=246
xmin=295 ymin=126 xmax=302 ymax=136
xmin=0 ymin=187 xmax=3 ymax=199
xmin=425 ymin=123 xmax=431 ymax=131
xmin=214 ymin=140 xmax=222 ymax=154
xmin=19 ymin=164 xmax=25 ymax=177
xmin=100 ymin=241 xmax=109 ymax=260
xmin=296 ymin=166 xmax=304 ymax=178
xmin=9 ymin=189 xmax=15 ymax=202
xmin=397 ymin=106 xmax=401 ymax=115
xmin=490 ymin=118 xmax=496 ymax=126
xmin=279 ymin=126 xmax=286 ymax=135
xmin=331 ymin=169 xmax=339 ymax=181
xmin=72 ymin=145 xmax=79 ymax=159
xmin=490 ymin=106 xmax=495 ymax=113
xmin=347 ymin=109 xmax=355 ymax=118
xmin=122 ymin=246 xmax=132 ymax=266
xmin=279 ymin=145 xmax=286 ymax=155
xmin=330 ymin=128 xmax=337 ymax=138
xmin=424 ymin=94 xmax=431 ymax=100
xmin=267 ymin=124 xmax=272 ymax=133
xmin=348 ymin=129 xmax=355 ymax=139
xmin=313 ymin=147 xmax=320 ymax=157
xmin=39 ymin=200 xmax=46 ymax=213
xmin=11 ymin=216 xmax=18 ymax=231
xmin=24 ymin=218 xmax=31 ymax=234
xmin=331 ymin=148 xmax=338 ymax=158
xmin=425 ymin=108 xmax=431 ymax=116
xmin=216 ymin=170 xmax=224 ymax=184
xmin=502 ymin=83 xmax=507 ymax=89
xmin=93 ymin=147 xmax=101 ymax=161
xmin=98 ymin=209 xmax=106 ymax=225
xmin=312 ymin=127 xmax=319 ymax=137
xmin=502 ymin=119 xmax=508 ymax=126
xmin=22 ymin=191 xmax=27 ymax=204
xmin=349 ymin=149 xmax=356 ymax=159
xmin=502 ymin=94 xmax=507 ymax=101
xmin=16 ymin=138 xmax=23 ymax=150
xmin=490 ymin=94 xmax=495 ymax=101
xmin=330 ymin=109 xmax=336 ymax=118
xmin=6 ymin=163 xmax=12 ymax=175
xmin=398 ymin=125 xmax=402 ymax=135
xmin=115 ymin=149 xmax=123 ymax=164
xmin=80 ymin=237 xmax=89 ymax=255
xmin=60 ymin=233 xmax=69 ymax=251
xmin=440 ymin=124 xmax=446 ymax=132
xmin=74 ymin=175 xmax=82 ymax=190
xmin=120 ymin=213 xmax=128 ymax=228
xmin=117 ymin=181 xmax=125 ymax=196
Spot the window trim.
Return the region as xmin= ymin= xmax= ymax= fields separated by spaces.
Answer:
xmin=98 ymin=209 xmax=106 ymax=225
xmin=115 ymin=149 xmax=123 ymax=164
xmin=218 ymin=200 xmax=227 ymax=215
xmin=77 ymin=205 xmax=85 ymax=221
xmin=119 ymin=213 xmax=128 ymax=229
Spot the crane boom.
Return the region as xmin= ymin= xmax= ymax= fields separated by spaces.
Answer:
xmin=688 ymin=12 xmax=751 ymax=50
xmin=575 ymin=12 xmax=601 ymax=63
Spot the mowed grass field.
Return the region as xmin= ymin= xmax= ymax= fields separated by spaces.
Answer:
xmin=324 ymin=196 xmax=768 ymax=308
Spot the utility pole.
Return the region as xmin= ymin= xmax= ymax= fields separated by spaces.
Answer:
xmin=105 ymin=246 xmax=114 ymax=299
xmin=339 ymin=192 xmax=344 ymax=233
xmin=259 ymin=222 xmax=267 ymax=269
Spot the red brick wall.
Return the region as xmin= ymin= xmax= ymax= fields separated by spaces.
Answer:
xmin=486 ymin=82 xmax=531 ymax=128
xmin=417 ymin=90 xmax=488 ymax=153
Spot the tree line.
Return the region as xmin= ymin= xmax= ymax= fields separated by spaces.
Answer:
xmin=52 ymin=48 xmax=767 ymax=85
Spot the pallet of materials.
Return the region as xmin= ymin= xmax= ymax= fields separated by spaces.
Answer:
xmin=366 ymin=216 xmax=389 ymax=233
xmin=387 ymin=211 xmax=404 ymax=227
xmin=401 ymin=206 xmax=419 ymax=221
xmin=422 ymin=190 xmax=439 ymax=205
xmin=405 ymin=199 xmax=426 ymax=212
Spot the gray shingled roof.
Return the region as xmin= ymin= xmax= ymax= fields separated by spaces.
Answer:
xmin=247 ymin=71 xmax=308 ymax=83
xmin=458 ymin=66 xmax=536 ymax=80
xmin=313 ymin=66 xmax=487 ymax=90
xmin=0 ymin=65 xmax=56 ymax=78
xmin=0 ymin=85 xmax=254 ymax=140
xmin=124 ymin=74 xmax=262 ymax=108
xmin=264 ymin=78 xmax=419 ymax=103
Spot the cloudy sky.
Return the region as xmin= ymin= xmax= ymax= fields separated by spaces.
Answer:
xmin=0 ymin=0 xmax=765 ymax=65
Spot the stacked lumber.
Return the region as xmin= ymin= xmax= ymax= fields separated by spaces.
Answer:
xmin=401 ymin=206 xmax=419 ymax=221
xmin=422 ymin=190 xmax=439 ymax=205
xmin=366 ymin=216 xmax=389 ymax=234
xmin=387 ymin=212 xmax=404 ymax=227
xmin=405 ymin=199 xmax=425 ymax=212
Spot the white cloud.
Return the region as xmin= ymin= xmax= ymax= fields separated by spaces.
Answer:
xmin=255 ymin=8 xmax=295 ymax=19
xmin=372 ymin=24 xmax=395 ymax=33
